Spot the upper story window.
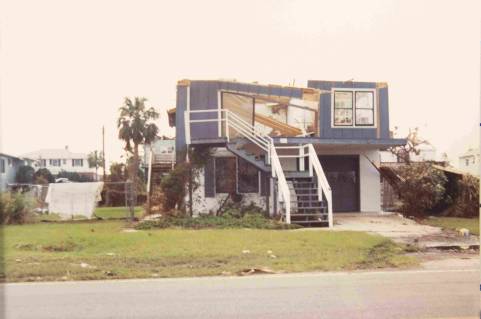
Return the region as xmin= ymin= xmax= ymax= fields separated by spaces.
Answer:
xmin=63 ymin=159 xmax=67 ymax=165
xmin=49 ymin=159 xmax=61 ymax=166
xmin=0 ymin=159 xmax=5 ymax=174
xmin=72 ymin=159 xmax=84 ymax=167
xmin=333 ymin=89 xmax=375 ymax=127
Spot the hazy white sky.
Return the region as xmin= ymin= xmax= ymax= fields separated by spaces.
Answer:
xmin=1 ymin=0 xmax=480 ymax=167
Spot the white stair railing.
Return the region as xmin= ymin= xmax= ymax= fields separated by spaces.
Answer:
xmin=270 ymin=144 xmax=291 ymax=224
xmin=307 ymin=144 xmax=333 ymax=228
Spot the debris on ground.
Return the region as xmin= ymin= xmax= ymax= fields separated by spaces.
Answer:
xmin=142 ymin=213 xmax=163 ymax=221
xmin=122 ymin=229 xmax=138 ymax=233
xmin=242 ymin=250 xmax=250 ymax=254
xmin=237 ymin=267 xmax=277 ymax=276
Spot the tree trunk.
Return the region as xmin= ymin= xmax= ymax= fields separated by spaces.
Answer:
xmin=130 ymin=145 xmax=139 ymax=221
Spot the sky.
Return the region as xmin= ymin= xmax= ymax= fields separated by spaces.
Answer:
xmin=0 ymin=0 xmax=480 ymax=167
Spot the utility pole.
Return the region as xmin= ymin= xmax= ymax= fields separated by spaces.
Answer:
xmin=102 ymin=126 xmax=106 ymax=181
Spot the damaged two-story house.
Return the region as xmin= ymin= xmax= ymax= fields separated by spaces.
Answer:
xmin=168 ymin=79 xmax=406 ymax=227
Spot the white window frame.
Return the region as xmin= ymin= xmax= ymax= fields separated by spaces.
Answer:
xmin=331 ymin=88 xmax=377 ymax=128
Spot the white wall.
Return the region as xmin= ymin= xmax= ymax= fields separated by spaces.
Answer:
xmin=34 ymin=158 xmax=93 ymax=175
xmin=458 ymin=155 xmax=480 ymax=176
xmin=359 ymin=150 xmax=381 ymax=212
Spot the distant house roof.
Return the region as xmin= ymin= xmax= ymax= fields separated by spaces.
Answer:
xmin=22 ymin=149 xmax=87 ymax=160
xmin=0 ymin=152 xmax=22 ymax=160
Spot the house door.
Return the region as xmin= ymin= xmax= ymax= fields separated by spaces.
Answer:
xmin=318 ymin=155 xmax=360 ymax=212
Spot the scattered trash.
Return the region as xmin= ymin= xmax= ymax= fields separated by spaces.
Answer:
xmin=122 ymin=229 xmax=138 ymax=233
xmin=237 ymin=267 xmax=277 ymax=276
xmin=269 ymin=254 xmax=277 ymax=259
xmin=79 ymin=262 xmax=96 ymax=269
xmin=104 ymin=270 xmax=116 ymax=276
xmin=106 ymin=252 xmax=116 ymax=256
xmin=15 ymin=259 xmax=22 ymax=263
xmin=457 ymin=228 xmax=470 ymax=237
xmin=266 ymin=250 xmax=273 ymax=254
xmin=151 ymin=274 xmax=159 ymax=277
xmin=142 ymin=213 xmax=163 ymax=221
xmin=221 ymin=271 xmax=232 ymax=276
xmin=242 ymin=250 xmax=250 ymax=254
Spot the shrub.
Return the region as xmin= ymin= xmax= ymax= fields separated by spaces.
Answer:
xmin=34 ymin=168 xmax=54 ymax=184
xmin=159 ymin=146 xmax=211 ymax=214
xmin=57 ymin=171 xmax=93 ymax=182
xmin=160 ymin=163 xmax=191 ymax=211
xmin=443 ymin=174 xmax=479 ymax=218
xmin=0 ymin=192 xmax=34 ymax=224
xmin=15 ymin=165 xmax=35 ymax=184
xmin=135 ymin=213 xmax=300 ymax=230
xmin=393 ymin=163 xmax=447 ymax=217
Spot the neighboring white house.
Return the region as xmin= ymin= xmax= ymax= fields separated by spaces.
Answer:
xmin=23 ymin=147 xmax=95 ymax=177
xmin=458 ymin=148 xmax=480 ymax=176
xmin=380 ymin=144 xmax=439 ymax=163
xmin=0 ymin=153 xmax=31 ymax=192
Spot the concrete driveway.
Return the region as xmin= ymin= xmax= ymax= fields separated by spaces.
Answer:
xmin=332 ymin=213 xmax=479 ymax=248
xmin=332 ymin=213 xmax=442 ymax=243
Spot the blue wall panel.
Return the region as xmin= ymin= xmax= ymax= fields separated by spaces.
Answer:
xmin=308 ymin=80 xmax=388 ymax=140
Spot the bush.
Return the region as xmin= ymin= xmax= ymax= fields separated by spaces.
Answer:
xmin=57 ymin=171 xmax=93 ymax=182
xmin=160 ymin=163 xmax=191 ymax=211
xmin=34 ymin=168 xmax=54 ymax=184
xmin=15 ymin=165 xmax=35 ymax=184
xmin=135 ymin=213 xmax=301 ymax=230
xmin=0 ymin=192 xmax=34 ymax=224
xmin=393 ymin=163 xmax=447 ymax=217
xmin=443 ymin=174 xmax=479 ymax=218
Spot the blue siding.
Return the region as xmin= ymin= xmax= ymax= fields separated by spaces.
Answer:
xmin=175 ymin=85 xmax=187 ymax=162
xmin=308 ymin=80 xmax=389 ymax=140
xmin=184 ymin=80 xmax=305 ymax=142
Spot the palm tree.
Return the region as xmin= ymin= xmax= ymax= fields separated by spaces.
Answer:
xmin=117 ymin=97 xmax=159 ymax=218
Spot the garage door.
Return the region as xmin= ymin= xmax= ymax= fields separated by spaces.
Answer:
xmin=318 ymin=155 xmax=360 ymax=212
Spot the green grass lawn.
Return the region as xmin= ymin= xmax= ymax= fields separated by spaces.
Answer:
xmin=0 ymin=221 xmax=416 ymax=282
xmin=423 ymin=217 xmax=479 ymax=235
xmin=93 ymin=206 xmax=144 ymax=219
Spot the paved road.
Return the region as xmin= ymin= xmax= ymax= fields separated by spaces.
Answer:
xmin=1 ymin=268 xmax=479 ymax=319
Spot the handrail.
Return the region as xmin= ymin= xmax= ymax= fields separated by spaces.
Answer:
xmin=270 ymin=144 xmax=291 ymax=223
xmin=307 ymin=144 xmax=333 ymax=228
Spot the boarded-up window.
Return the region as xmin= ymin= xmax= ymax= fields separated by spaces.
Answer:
xmin=237 ymin=158 xmax=259 ymax=193
xmin=215 ymin=157 xmax=236 ymax=193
